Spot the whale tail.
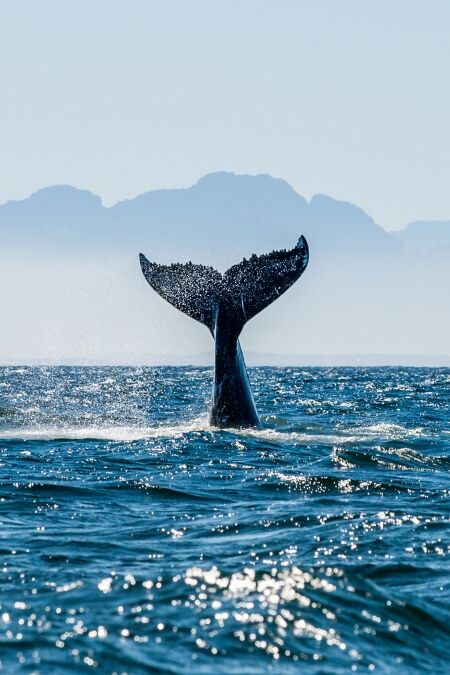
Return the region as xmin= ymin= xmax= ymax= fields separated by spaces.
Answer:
xmin=139 ymin=235 xmax=309 ymax=334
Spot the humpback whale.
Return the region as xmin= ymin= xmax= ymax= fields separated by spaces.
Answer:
xmin=139 ymin=236 xmax=309 ymax=427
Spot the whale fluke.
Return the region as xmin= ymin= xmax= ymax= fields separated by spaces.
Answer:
xmin=139 ymin=236 xmax=309 ymax=427
xmin=139 ymin=236 xmax=308 ymax=336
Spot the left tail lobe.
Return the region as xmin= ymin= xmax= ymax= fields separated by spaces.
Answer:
xmin=139 ymin=255 xmax=222 ymax=333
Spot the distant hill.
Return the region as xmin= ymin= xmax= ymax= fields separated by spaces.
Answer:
xmin=0 ymin=172 xmax=449 ymax=363
xmin=394 ymin=219 xmax=450 ymax=253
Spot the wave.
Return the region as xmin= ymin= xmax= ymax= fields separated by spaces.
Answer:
xmin=261 ymin=470 xmax=412 ymax=495
xmin=2 ymin=479 xmax=214 ymax=501
xmin=332 ymin=445 xmax=450 ymax=471
xmin=226 ymin=422 xmax=427 ymax=446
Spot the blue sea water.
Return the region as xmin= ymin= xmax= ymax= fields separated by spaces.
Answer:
xmin=0 ymin=366 xmax=449 ymax=674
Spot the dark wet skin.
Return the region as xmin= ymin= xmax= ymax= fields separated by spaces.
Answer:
xmin=210 ymin=304 xmax=259 ymax=427
xmin=140 ymin=236 xmax=309 ymax=427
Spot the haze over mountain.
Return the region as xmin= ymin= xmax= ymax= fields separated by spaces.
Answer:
xmin=1 ymin=172 xmax=449 ymax=364
xmin=395 ymin=220 xmax=450 ymax=254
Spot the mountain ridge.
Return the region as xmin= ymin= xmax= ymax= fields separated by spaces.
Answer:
xmin=3 ymin=172 xmax=446 ymax=259
xmin=0 ymin=171 xmax=404 ymax=262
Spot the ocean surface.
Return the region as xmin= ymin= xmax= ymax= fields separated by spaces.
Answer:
xmin=0 ymin=366 xmax=449 ymax=674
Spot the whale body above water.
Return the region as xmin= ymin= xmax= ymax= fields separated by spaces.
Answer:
xmin=139 ymin=236 xmax=309 ymax=427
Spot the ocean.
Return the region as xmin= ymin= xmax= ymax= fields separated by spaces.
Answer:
xmin=0 ymin=366 xmax=448 ymax=673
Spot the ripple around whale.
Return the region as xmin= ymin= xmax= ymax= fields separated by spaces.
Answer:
xmin=0 ymin=419 xmax=430 ymax=446
xmin=0 ymin=366 xmax=449 ymax=673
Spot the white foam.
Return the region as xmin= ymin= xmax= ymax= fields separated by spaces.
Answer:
xmin=0 ymin=420 xmax=424 ymax=444
xmin=227 ymin=422 xmax=425 ymax=445
xmin=0 ymin=421 xmax=210 ymax=442
xmin=232 ymin=427 xmax=361 ymax=446
xmin=356 ymin=422 xmax=424 ymax=437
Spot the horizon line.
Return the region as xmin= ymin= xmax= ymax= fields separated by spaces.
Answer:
xmin=2 ymin=353 xmax=450 ymax=368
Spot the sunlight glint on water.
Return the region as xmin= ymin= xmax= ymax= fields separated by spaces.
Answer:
xmin=0 ymin=366 xmax=449 ymax=673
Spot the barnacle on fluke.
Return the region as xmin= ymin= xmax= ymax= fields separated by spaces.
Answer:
xmin=139 ymin=236 xmax=309 ymax=427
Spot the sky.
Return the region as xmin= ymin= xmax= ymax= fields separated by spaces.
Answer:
xmin=1 ymin=0 xmax=450 ymax=231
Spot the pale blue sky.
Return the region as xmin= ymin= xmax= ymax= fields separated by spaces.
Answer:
xmin=1 ymin=0 xmax=449 ymax=230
